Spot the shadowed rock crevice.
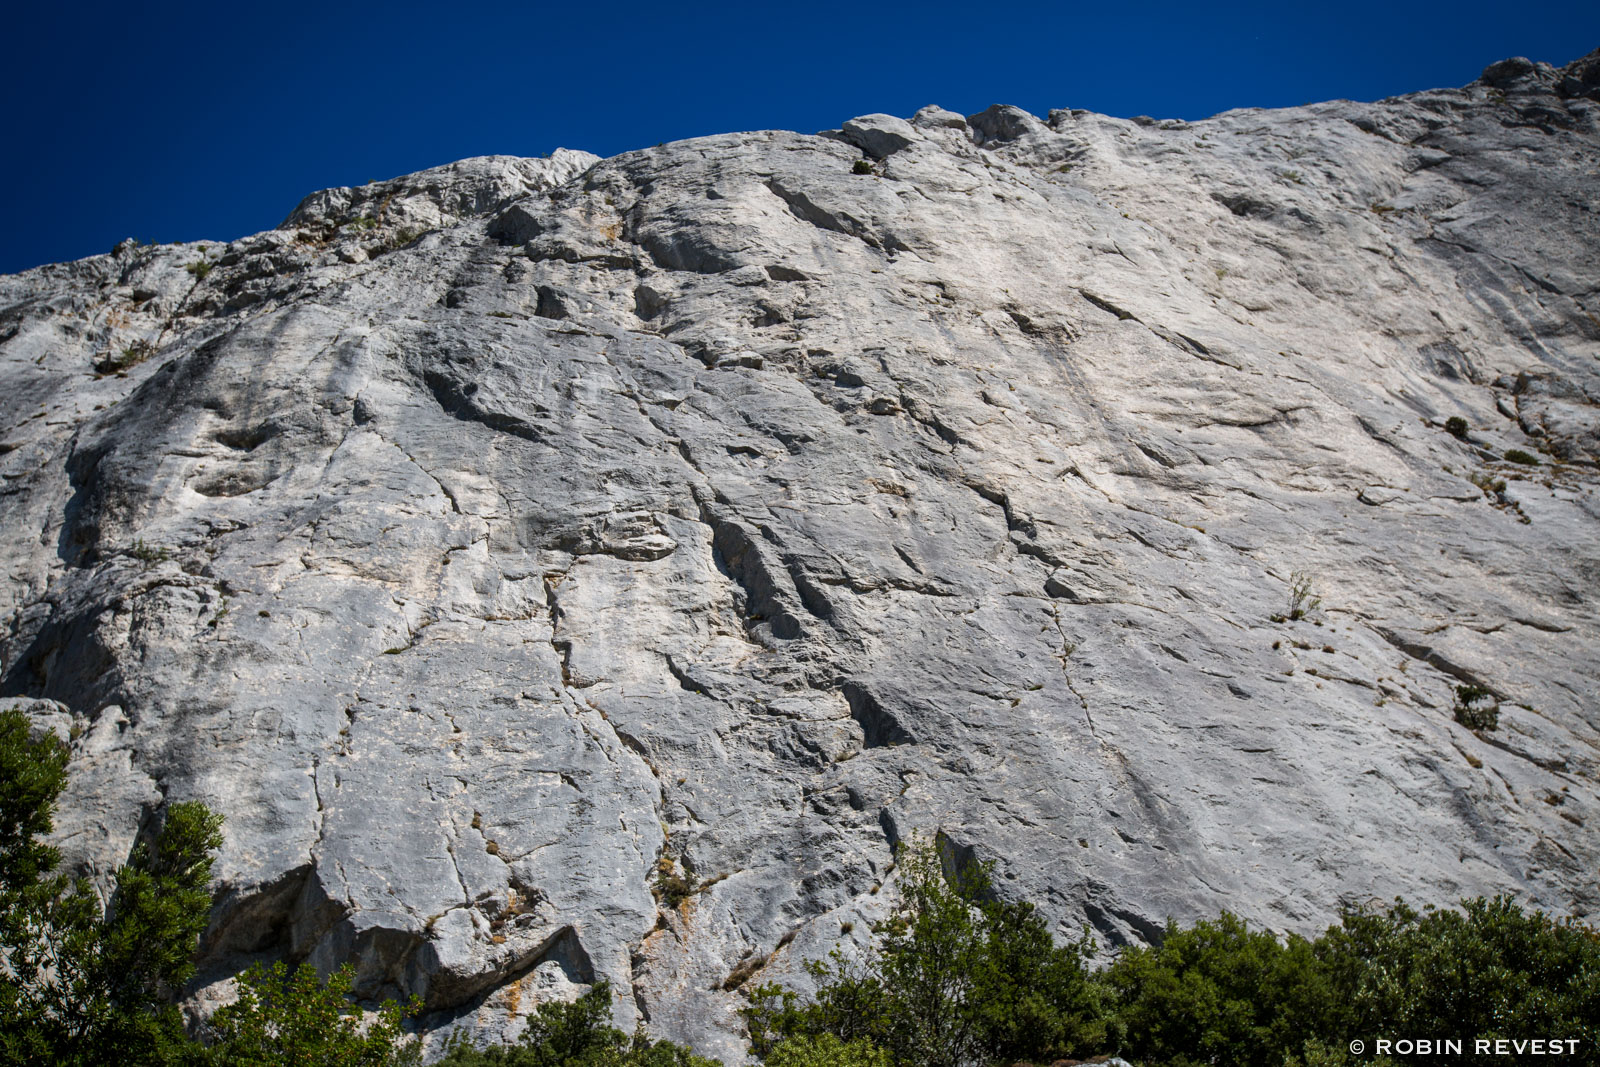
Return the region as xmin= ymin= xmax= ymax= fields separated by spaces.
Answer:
xmin=841 ymin=682 xmax=914 ymax=749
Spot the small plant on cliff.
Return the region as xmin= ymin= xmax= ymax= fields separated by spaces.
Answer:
xmin=129 ymin=538 xmax=171 ymax=565
xmin=1271 ymin=571 xmax=1323 ymax=623
xmin=1452 ymin=684 xmax=1499 ymax=731
xmin=653 ymin=854 xmax=697 ymax=908
xmin=1504 ymin=448 xmax=1539 ymax=466
xmin=1470 ymin=471 xmax=1508 ymax=497
xmin=1444 ymin=416 xmax=1469 ymax=439
xmin=380 ymin=227 xmax=422 ymax=254
xmin=94 ymin=339 xmax=156 ymax=375
xmin=852 ymin=159 xmax=874 ymax=175
xmin=1287 ymin=572 xmax=1322 ymax=620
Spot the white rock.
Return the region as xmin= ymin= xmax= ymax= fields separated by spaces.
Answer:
xmin=3 ymin=49 xmax=1599 ymax=1058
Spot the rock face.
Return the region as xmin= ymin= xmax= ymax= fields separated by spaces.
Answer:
xmin=4 ymin=51 xmax=1600 ymax=1058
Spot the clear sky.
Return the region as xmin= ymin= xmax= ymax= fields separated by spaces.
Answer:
xmin=3 ymin=1 xmax=1595 ymax=275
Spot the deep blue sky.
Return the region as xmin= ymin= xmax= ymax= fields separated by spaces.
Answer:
xmin=4 ymin=1 xmax=1596 ymax=275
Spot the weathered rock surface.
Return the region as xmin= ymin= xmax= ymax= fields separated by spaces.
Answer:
xmin=3 ymin=51 xmax=1599 ymax=1059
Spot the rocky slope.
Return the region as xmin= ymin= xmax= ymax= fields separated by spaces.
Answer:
xmin=3 ymin=51 xmax=1599 ymax=1058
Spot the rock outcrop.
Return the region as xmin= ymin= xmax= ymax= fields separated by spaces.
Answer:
xmin=3 ymin=51 xmax=1599 ymax=1059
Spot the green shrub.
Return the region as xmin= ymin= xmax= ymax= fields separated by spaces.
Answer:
xmin=1322 ymin=897 xmax=1600 ymax=1063
xmin=185 ymin=260 xmax=213 ymax=280
xmin=129 ymin=539 xmax=172 ymax=565
xmin=386 ymin=227 xmax=422 ymax=251
xmin=764 ymin=1034 xmax=891 ymax=1067
xmin=435 ymin=979 xmax=720 ymax=1067
xmin=205 ymin=962 xmax=420 ymax=1066
xmin=851 ymin=160 xmax=874 ymax=175
xmin=94 ymin=340 xmax=156 ymax=375
xmin=743 ymin=838 xmax=1106 ymax=1067
xmin=1286 ymin=1038 xmax=1398 ymax=1067
xmin=1444 ymin=416 xmax=1468 ymax=439
xmin=1274 ymin=570 xmax=1322 ymax=622
xmin=1 ymin=702 xmax=223 ymax=1065
xmin=1098 ymin=897 xmax=1600 ymax=1067
xmin=1504 ymin=449 xmax=1539 ymax=466
xmin=653 ymin=855 xmax=697 ymax=908
xmin=1100 ymin=913 xmax=1343 ymax=1067
xmin=1453 ymin=685 xmax=1499 ymax=731
xmin=0 ymin=706 xmax=69 ymax=898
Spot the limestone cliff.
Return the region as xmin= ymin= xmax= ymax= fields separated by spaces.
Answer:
xmin=2 ymin=51 xmax=1598 ymax=1058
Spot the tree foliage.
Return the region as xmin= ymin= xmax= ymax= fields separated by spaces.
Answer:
xmin=1324 ymin=896 xmax=1600 ymax=1063
xmin=0 ymin=706 xmax=74 ymax=1064
xmin=745 ymin=838 xmax=1600 ymax=1067
xmin=203 ymin=961 xmax=421 ymax=1067
xmin=0 ymin=706 xmax=69 ymax=899
xmin=743 ymin=837 xmax=1103 ymax=1067
xmin=1100 ymin=897 xmax=1600 ymax=1066
xmin=1 ymin=705 xmax=224 ymax=1064
xmin=763 ymin=1033 xmax=892 ymax=1067
xmin=1100 ymin=912 xmax=1344 ymax=1067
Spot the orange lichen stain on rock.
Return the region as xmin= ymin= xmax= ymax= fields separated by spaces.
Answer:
xmin=506 ymin=972 xmax=525 ymax=1017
